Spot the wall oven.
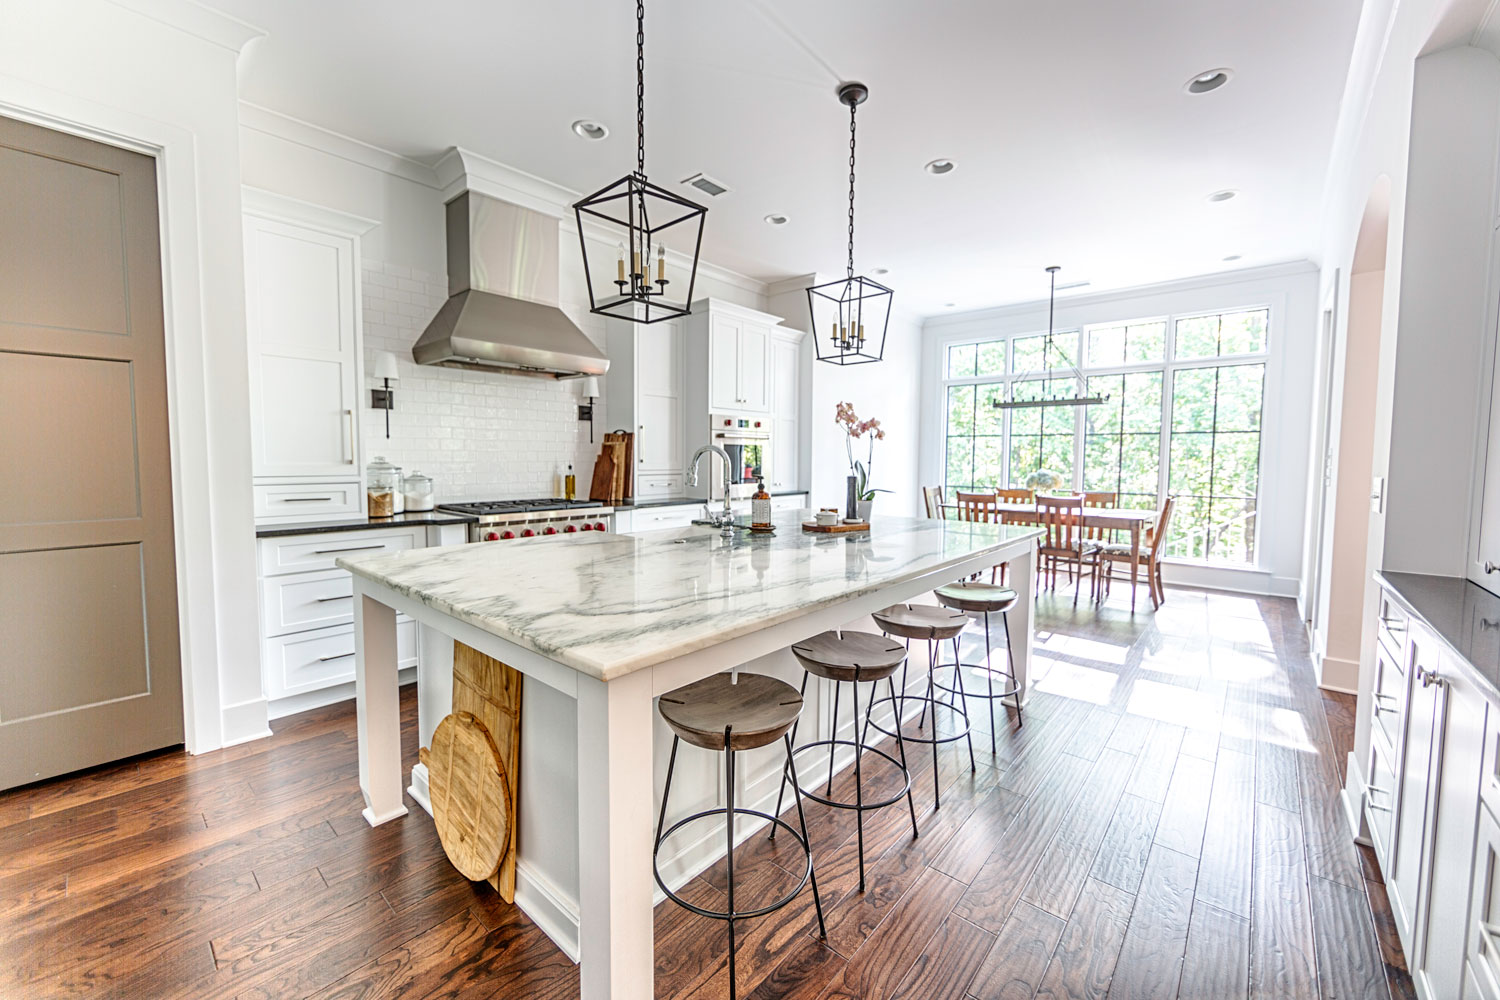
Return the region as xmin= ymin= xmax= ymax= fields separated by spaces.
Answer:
xmin=710 ymin=413 xmax=771 ymax=500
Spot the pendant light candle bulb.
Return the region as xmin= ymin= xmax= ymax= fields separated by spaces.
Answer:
xmin=656 ymin=244 xmax=666 ymax=282
xmin=616 ymin=242 xmax=626 ymax=282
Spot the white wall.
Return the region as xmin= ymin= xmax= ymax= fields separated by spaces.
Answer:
xmin=919 ymin=262 xmax=1320 ymax=597
xmin=0 ymin=0 xmax=266 ymax=752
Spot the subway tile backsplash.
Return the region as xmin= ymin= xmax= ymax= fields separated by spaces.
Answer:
xmin=357 ymin=261 xmax=603 ymax=502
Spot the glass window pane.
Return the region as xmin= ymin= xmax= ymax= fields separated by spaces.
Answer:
xmin=1085 ymin=375 xmax=1123 ymax=435
xmin=946 ymin=343 xmax=976 ymax=378
xmin=1175 ymin=315 xmax=1220 ymax=360
xmin=1208 ymin=498 xmax=1258 ymax=564
xmin=1171 ymin=369 xmax=1217 ymax=431
xmin=1087 ymin=325 xmax=1125 ymax=367
xmin=946 ymin=436 xmax=973 ymax=493
xmin=1009 ymin=435 xmax=1039 ymax=489
xmin=1083 ymin=434 xmax=1117 ymax=492
xmin=1166 ymin=496 xmax=1210 ymax=560
xmin=1211 ymin=431 xmax=1261 ymax=498
xmin=1169 ymin=431 xmax=1213 ymax=497
xmin=976 ymin=341 xmax=1006 ymax=376
xmin=947 ymin=384 xmax=975 ymax=437
xmin=974 ymin=436 xmax=1004 ymax=489
xmin=1121 ymin=434 xmax=1161 ymax=498
xmin=1013 ymin=331 xmax=1079 ymax=373
xmin=1218 ymin=309 xmax=1268 ymax=356
xmin=1125 ymin=321 xmax=1166 ymax=364
xmin=1122 ymin=371 xmax=1163 ymax=432
xmin=975 ymin=383 xmax=1006 ymax=437
xmin=1215 ymin=364 xmax=1265 ymax=432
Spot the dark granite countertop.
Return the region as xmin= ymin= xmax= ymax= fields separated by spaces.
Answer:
xmin=1376 ymin=571 xmax=1500 ymax=701
xmin=613 ymin=489 xmax=808 ymax=511
xmin=255 ymin=510 xmax=476 ymax=538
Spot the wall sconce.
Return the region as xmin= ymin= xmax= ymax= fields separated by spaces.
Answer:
xmin=577 ymin=376 xmax=600 ymax=443
xmin=372 ymin=352 xmax=399 ymax=438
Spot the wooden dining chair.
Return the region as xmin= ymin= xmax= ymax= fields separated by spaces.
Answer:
xmin=995 ymin=488 xmax=1033 ymax=505
xmin=1099 ymin=496 xmax=1175 ymax=610
xmin=1035 ymin=495 xmax=1102 ymax=603
xmin=955 ymin=491 xmax=1005 ymax=583
xmin=922 ymin=486 xmax=946 ymax=520
xmin=1082 ymin=491 xmax=1118 ymax=545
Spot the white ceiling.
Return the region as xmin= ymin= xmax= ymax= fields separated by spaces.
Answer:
xmin=213 ymin=0 xmax=1361 ymax=316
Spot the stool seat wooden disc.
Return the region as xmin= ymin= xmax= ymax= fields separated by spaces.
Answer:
xmin=935 ymin=582 xmax=1019 ymax=614
xmin=658 ymin=672 xmax=804 ymax=752
xmin=791 ymin=630 xmax=906 ymax=683
xmin=872 ymin=603 xmax=969 ymax=641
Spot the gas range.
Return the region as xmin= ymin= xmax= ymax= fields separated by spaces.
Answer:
xmin=437 ymin=498 xmax=614 ymax=542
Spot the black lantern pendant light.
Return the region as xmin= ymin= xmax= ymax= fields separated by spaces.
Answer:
xmin=993 ymin=266 xmax=1108 ymax=410
xmin=807 ymin=83 xmax=892 ymax=365
xmin=572 ymin=0 xmax=706 ymax=324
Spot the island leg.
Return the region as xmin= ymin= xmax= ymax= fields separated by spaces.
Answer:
xmin=354 ymin=589 xmax=408 ymax=827
xmin=576 ymin=669 xmax=656 ymax=1000
xmin=1003 ymin=544 xmax=1038 ymax=706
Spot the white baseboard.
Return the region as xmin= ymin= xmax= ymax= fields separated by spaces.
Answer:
xmin=267 ymin=666 xmax=416 ymax=720
xmin=1342 ymin=750 xmax=1371 ymax=845
xmin=516 ymin=860 xmax=581 ymax=962
xmin=218 ymin=697 xmax=272 ymax=749
xmin=1318 ymin=655 xmax=1361 ymax=694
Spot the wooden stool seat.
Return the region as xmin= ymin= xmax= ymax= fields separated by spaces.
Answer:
xmin=872 ymin=603 xmax=969 ymax=641
xmin=934 ymin=582 xmax=1019 ymax=614
xmin=791 ymin=630 xmax=906 ymax=683
xmin=658 ymin=672 xmax=803 ymax=752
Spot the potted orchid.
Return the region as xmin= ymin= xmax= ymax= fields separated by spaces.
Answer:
xmin=835 ymin=401 xmax=890 ymax=520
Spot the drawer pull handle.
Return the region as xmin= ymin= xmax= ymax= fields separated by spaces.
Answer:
xmin=1368 ymin=786 xmax=1393 ymax=812
xmin=317 ymin=651 xmax=355 ymax=662
xmin=282 ymin=496 xmax=334 ymax=503
xmin=1418 ymin=665 xmax=1445 ymax=689
xmin=1483 ymin=618 xmax=1500 ymax=632
xmin=313 ymin=544 xmax=386 ymax=555
xmin=314 ymin=595 xmax=351 ymax=603
xmin=1487 ymin=562 xmax=1498 ymax=575
xmin=1373 ymin=694 xmax=1398 ymax=715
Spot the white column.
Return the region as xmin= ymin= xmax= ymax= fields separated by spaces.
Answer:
xmin=1005 ymin=543 xmax=1038 ymax=704
xmin=575 ymin=668 xmax=657 ymax=1000
xmin=354 ymin=587 xmax=408 ymax=827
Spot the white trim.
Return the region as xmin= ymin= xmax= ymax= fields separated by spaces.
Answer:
xmin=220 ymin=697 xmax=273 ymax=748
xmin=1342 ymin=749 xmax=1371 ymax=845
xmin=515 ymin=859 xmax=583 ymax=963
xmin=1318 ymin=654 xmax=1362 ymax=693
xmin=241 ymin=186 xmax=380 ymax=236
xmin=238 ymin=101 xmax=440 ymax=189
xmin=106 ymin=0 xmax=265 ymax=53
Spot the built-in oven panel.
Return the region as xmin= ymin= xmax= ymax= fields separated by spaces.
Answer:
xmin=710 ymin=413 xmax=771 ymax=499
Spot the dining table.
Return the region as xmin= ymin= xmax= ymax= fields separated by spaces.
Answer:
xmin=939 ymin=501 xmax=1161 ymax=611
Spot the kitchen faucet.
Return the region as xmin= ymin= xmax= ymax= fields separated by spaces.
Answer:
xmin=687 ymin=444 xmax=737 ymax=537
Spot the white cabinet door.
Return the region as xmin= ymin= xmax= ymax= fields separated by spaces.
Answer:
xmin=709 ymin=315 xmax=741 ymax=411
xmin=771 ymin=418 xmax=797 ymax=490
xmin=244 ymin=215 xmax=359 ymax=479
xmin=637 ymin=320 xmax=680 ymax=397
xmin=769 ymin=337 xmax=800 ymax=489
xmin=738 ymin=323 xmax=770 ymax=412
xmin=635 ymin=320 xmax=683 ymax=473
xmin=637 ymin=393 xmax=679 ymax=472
xmin=1389 ymin=626 xmax=1441 ymax=954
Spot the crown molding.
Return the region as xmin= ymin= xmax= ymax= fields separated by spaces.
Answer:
xmin=238 ymin=102 xmax=440 ymax=189
xmin=432 ymin=146 xmax=578 ymax=216
xmin=242 ymin=186 xmax=379 ymax=236
xmin=921 ymin=259 xmax=1319 ymax=329
xmin=107 ymin=0 xmax=265 ymax=53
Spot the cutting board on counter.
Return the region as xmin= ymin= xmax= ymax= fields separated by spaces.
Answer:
xmin=590 ymin=431 xmax=633 ymax=502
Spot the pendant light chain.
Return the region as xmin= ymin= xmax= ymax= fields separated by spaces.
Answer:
xmin=636 ymin=0 xmax=646 ymax=178
xmin=846 ymin=100 xmax=857 ymax=279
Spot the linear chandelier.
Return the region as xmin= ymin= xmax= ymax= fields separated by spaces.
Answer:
xmin=993 ymin=266 xmax=1109 ymax=410
xmin=572 ymin=0 xmax=707 ymax=325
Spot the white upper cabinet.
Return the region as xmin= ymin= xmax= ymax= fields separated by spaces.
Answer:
xmin=688 ymin=299 xmax=783 ymax=416
xmin=243 ymin=193 xmax=372 ymax=484
xmin=708 ymin=314 xmax=742 ymax=411
xmin=738 ymin=322 xmax=770 ymax=412
xmin=606 ymin=317 xmax=686 ymax=493
xmin=769 ymin=332 xmax=802 ymax=491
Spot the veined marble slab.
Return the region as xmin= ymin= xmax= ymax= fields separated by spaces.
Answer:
xmin=339 ymin=511 xmax=1042 ymax=681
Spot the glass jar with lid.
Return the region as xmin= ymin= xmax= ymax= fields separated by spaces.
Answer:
xmin=403 ymin=471 xmax=435 ymax=512
xmin=390 ymin=462 xmax=405 ymax=514
xmin=366 ymin=456 xmax=399 ymax=518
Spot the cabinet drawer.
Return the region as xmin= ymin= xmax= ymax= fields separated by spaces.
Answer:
xmin=770 ymin=493 xmax=807 ymax=512
xmin=1471 ymin=806 xmax=1500 ymax=999
xmin=259 ymin=528 xmax=421 ymax=576
xmin=636 ymin=473 xmax=685 ymax=499
xmin=1483 ymin=711 xmax=1500 ymax=828
xmin=263 ymin=620 xmax=416 ymax=700
xmin=261 ymin=568 xmax=357 ymax=635
xmin=254 ymin=481 xmax=362 ymax=520
xmin=1373 ymin=640 xmax=1407 ymax=752
xmin=1367 ymin=732 xmax=1398 ymax=868
xmin=1378 ymin=590 xmax=1409 ymax=659
xmin=629 ymin=504 xmax=700 ymax=531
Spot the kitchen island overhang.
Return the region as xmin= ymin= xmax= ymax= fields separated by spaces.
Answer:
xmin=340 ymin=512 xmax=1043 ymax=1000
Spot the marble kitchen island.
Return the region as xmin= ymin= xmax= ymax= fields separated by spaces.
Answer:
xmin=340 ymin=511 xmax=1043 ymax=1000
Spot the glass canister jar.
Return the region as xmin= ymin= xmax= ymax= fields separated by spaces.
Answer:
xmin=390 ymin=463 xmax=405 ymax=514
xmin=403 ymin=471 xmax=435 ymax=512
xmin=366 ymin=456 xmax=399 ymax=518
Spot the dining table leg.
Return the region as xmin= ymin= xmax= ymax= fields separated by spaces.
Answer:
xmin=1129 ymin=523 xmax=1141 ymax=613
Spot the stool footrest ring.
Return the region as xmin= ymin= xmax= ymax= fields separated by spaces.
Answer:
xmin=653 ymin=807 xmax=813 ymax=921
xmin=785 ymin=739 xmax=912 ymax=811
xmin=932 ymin=661 xmax=1020 ymax=701
xmin=865 ymin=693 xmax=972 ymax=745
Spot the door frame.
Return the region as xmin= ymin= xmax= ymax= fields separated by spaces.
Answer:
xmin=1303 ymin=271 xmax=1341 ymax=654
xmin=0 ymin=86 xmax=252 ymax=755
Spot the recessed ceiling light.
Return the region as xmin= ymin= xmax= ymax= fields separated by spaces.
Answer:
xmin=871 ymin=267 xmax=889 ymax=276
xmin=925 ymin=159 xmax=956 ymax=175
xmin=1206 ymin=189 xmax=1238 ymax=203
xmin=1185 ymin=69 xmax=1233 ymax=95
xmin=763 ymin=213 xmax=789 ymax=226
xmin=1222 ymin=254 xmax=1243 ymax=262
xmin=571 ymin=119 xmax=609 ymax=141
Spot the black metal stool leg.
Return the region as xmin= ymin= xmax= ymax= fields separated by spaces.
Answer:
xmin=952 ymin=637 xmax=976 ymax=772
xmin=655 ymin=735 xmax=680 ymax=849
xmin=926 ymin=639 xmax=941 ymax=808
xmin=918 ymin=639 xmax=931 ymax=731
xmin=724 ymin=727 xmax=737 ymax=1000
xmin=888 ymin=675 xmax=920 ymax=839
xmin=852 ymin=670 xmax=866 ymax=892
xmin=785 ymin=734 xmax=827 ymax=937
xmin=769 ymin=673 xmax=810 ymax=842
xmin=983 ymin=610 xmax=997 ymax=755
xmin=826 ymin=681 xmax=841 ymax=795
xmin=1005 ymin=610 xmax=1023 ymax=728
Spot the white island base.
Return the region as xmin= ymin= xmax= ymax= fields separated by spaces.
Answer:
xmin=343 ymin=514 xmax=1042 ymax=1000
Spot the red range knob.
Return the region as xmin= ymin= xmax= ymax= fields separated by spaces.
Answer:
xmin=724 ymin=418 xmax=732 ymax=426
xmin=520 ymin=529 xmax=535 ymax=538
xmin=594 ymin=521 xmax=607 ymax=532
xmin=484 ymin=531 xmax=500 ymax=541
xmin=564 ymin=524 xmax=578 ymax=533
xmin=543 ymin=526 xmax=557 ymax=535
xmin=500 ymin=531 xmax=515 ymax=540
xmin=754 ymin=421 xmax=762 ymax=428
xmin=581 ymin=522 xmax=594 ymax=531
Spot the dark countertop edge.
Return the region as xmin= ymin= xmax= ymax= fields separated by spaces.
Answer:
xmin=1375 ymin=570 xmax=1500 ymax=705
xmin=615 ymin=489 xmax=809 ymax=511
xmin=256 ymin=511 xmax=477 ymax=538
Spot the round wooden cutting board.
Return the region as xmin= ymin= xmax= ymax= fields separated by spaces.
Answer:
xmin=426 ymin=711 xmax=512 ymax=882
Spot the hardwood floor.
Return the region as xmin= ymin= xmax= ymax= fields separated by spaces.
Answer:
xmin=0 ymin=585 xmax=1409 ymax=999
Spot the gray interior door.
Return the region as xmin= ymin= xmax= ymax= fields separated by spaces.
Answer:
xmin=0 ymin=113 xmax=184 ymax=789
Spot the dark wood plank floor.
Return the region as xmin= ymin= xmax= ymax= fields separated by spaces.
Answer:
xmin=0 ymin=585 xmax=1412 ymax=999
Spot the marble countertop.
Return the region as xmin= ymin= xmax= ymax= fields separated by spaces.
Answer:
xmin=613 ymin=489 xmax=808 ymax=511
xmin=340 ymin=511 xmax=1042 ymax=682
xmin=1376 ymin=571 xmax=1500 ymax=700
xmin=255 ymin=510 xmax=476 ymax=537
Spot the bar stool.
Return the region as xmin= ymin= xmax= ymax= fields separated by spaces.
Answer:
xmin=866 ymin=604 xmax=976 ymax=809
xmin=770 ymin=630 xmax=919 ymax=892
xmin=933 ymin=581 xmax=1023 ymax=752
xmin=654 ymin=672 xmax=826 ymax=1000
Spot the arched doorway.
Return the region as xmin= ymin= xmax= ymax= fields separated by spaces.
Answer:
xmin=1311 ymin=176 xmax=1390 ymax=690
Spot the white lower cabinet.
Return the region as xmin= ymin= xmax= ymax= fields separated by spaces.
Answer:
xmin=263 ymin=619 xmax=417 ymax=700
xmin=1468 ymin=801 xmax=1500 ymax=999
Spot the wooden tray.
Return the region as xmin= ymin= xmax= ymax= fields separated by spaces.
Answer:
xmin=802 ymin=520 xmax=870 ymax=534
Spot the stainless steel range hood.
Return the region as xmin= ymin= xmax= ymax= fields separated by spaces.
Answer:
xmin=412 ymin=192 xmax=608 ymax=379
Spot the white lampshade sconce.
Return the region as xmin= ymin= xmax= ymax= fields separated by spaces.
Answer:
xmin=577 ymin=376 xmax=601 ymax=443
xmin=372 ymin=352 xmax=399 ymax=438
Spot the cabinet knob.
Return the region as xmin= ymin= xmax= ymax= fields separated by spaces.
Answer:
xmin=1483 ymin=619 xmax=1500 ymax=632
xmin=1417 ymin=665 xmax=1445 ymax=689
xmin=1487 ymin=561 xmax=1499 ymax=575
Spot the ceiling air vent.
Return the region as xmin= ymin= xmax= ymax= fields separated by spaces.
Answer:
xmin=681 ymin=172 xmax=731 ymax=197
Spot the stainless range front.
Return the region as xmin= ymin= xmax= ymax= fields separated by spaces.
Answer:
xmin=437 ymin=499 xmax=614 ymax=542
